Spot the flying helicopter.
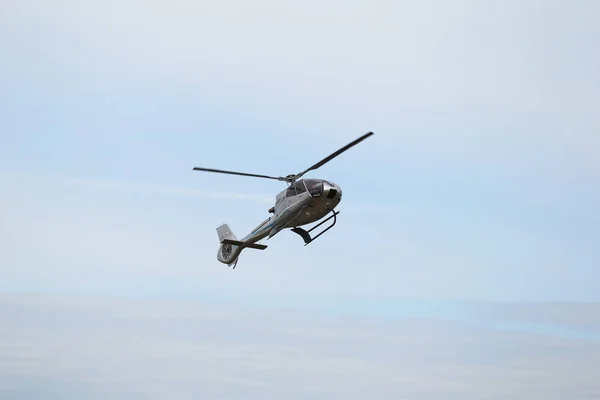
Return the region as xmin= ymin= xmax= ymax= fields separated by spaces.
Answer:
xmin=193 ymin=131 xmax=374 ymax=269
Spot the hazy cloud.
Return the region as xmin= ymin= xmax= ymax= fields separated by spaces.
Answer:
xmin=1 ymin=294 xmax=599 ymax=399
xmin=472 ymin=302 xmax=600 ymax=336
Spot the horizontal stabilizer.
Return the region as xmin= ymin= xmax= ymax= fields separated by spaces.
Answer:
xmin=221 ymin=238 xmax=268 ymax=250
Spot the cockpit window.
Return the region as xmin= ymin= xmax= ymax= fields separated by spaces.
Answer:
xmin=294 ymin=180 xmax=307 ymax=193
xmin=286 ymin=180 xmax=307 ymax=197
xmin=304 ymin=179 xmax=323 ymax=197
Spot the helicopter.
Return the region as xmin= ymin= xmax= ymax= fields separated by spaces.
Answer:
xmin=193 ymin=131 xmax=374 ymax=269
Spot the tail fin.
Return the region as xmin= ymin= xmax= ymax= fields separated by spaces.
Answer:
xmin=216 ymin=224 xmax=240 ymax=267
xmin=215 ymin=224 xmax=267 ymax=268
xmin=217 ymin=223 xmax=237 ymax=243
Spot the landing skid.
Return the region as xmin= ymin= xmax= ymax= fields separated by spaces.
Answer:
xmin=291 ymin=209 xmax=339 ymax=246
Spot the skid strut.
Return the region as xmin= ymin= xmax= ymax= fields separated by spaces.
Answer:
xmin=291 ymin=209 xmax=339 ymax=246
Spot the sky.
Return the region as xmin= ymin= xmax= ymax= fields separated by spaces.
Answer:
xmin=1 ymin=0 xmax=600 ymax=397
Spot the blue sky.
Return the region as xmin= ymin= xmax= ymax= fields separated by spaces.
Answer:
xmin=2 ymin=0 xmax=600 ymax=397
xmin=0 ymin=0 xmax=600 ymax=301
xmin=3 ymin=0 xmax=599 ymax=305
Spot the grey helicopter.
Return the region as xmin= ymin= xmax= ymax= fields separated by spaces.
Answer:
xmin=193 ymin=131 xmax=374 ymax=269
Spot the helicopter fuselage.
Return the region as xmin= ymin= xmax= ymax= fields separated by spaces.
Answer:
xmin=216 ymin=178 xmax=342 ymax=265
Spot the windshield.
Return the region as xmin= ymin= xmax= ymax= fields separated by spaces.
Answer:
xmin=304 ymin=179 xmax=323 ymax=197
xmin=286 ymin=180 xmax=307 ymax=197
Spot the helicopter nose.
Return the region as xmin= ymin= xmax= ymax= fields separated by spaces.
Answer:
xmin=323 ymin=181 xmax=341 ymax=201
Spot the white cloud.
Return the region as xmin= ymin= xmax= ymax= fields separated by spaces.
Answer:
xmin=1 ymin=293 xmax=599 ymax=399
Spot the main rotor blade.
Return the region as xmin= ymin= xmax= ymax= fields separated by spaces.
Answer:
xmin=295 ymin=131 xmax=374 ymax=179
xmin=192 ymin=167 xmax=285 ymax=181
